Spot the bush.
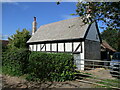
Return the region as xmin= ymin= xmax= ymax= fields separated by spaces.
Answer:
xmin=2 ymin=48 xmax=30 ymax=76
xmin=27 ymin=52 xmax=76 ymax=82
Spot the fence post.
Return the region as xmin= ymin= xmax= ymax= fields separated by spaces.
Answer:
xmin=93 ymin=61 xmax=94 ymax=69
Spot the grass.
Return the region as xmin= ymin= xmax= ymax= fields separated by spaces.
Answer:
xmin=86 ymin=76 xmax=120 ymax=88
xmin=103 ymin=79 xmax=120 ymax=84
xmin=96 ymin=79 xmax=120 ymax=88
xmin=76 ymin=71 xmax=120 ymax=88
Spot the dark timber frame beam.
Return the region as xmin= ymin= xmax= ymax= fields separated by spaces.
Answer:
xmin=30 ymin=41 xmax=83 ymax=54
xmin=74 ymin=42 xmax=81 ymax=52
xmin=64 ymin=43 xmax=65 ymax=52
xmin=41 ymin=44 xmax=45 ymax=51
xmin=27 ymin=38 xmax=84 ymax=45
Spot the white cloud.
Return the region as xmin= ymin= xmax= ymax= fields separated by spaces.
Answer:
xmin=2 ymin=1 xmax=19 ymax=6
xmin=2 ymin=2 xmax=29 ymax=10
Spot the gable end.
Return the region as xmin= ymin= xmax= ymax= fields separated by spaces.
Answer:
xmin=84 ymin=22 xmax=101 ymax=42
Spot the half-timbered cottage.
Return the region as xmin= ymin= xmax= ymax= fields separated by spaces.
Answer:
xmin=27 ymin=17 xmax=102 ymax=70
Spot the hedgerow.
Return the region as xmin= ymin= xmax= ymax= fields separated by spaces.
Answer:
xmin=26 ymin=52 xmax=76 ymax=82
xmin=2 ymin=48 xmax=30 ymax=76
xmin=2 ymin=49 xmax=76 ymax=81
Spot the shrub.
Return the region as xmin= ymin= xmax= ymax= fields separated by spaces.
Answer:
xmin=27 ymin=52 xmax=76 ymax=82
xmin=2 ymin=48 xmax=30 ymax=76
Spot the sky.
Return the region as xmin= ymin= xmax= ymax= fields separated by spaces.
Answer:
xmin=2 ymin=2 xmax=105 ymax=40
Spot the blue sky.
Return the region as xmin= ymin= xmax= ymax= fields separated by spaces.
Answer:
xmin=2 ymin=2 xmax=104 ymax=40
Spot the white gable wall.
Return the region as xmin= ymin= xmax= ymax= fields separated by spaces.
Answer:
xmin=86 ymin=23 xmax=100 ymax=42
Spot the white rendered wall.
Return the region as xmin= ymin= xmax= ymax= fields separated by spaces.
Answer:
xmin=29 ymin=45 xmax=32 ymax=51
xmin=80 ymin=42 xmax=85 ymax=70
xmin=52 ymin=43 xmax=57 ymax=51
xmin=29 ymin=42 xmax=82 ymax=52
xmin=74 ymin=41 xmax=85 ymax=71
xmin=65 ymin=43 xmax=72 ymax=52
xmin=46 ymin=44 xmax=50 ymax=51
xmin=33 ymin=44 xmax=36 ymax=51
xmin=74 ymin=42 xmax=81 ymax=52
xmin=58 ymin=43 xmax=64 ymax=52
xmin=37 ymin=44 xmax=40 ymax=51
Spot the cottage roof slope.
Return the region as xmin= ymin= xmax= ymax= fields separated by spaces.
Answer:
xmin=27 ymin=17 xmax=90 ymax=43
xmin=101 ymin=40 xmax=116 ymax=52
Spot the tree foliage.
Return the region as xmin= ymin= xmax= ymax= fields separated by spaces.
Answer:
xmin=74 ymin=2 xmax=120 ymax=30
xmin=74 ymin=2 xmax=120 ymax=51
xmin=8 ymin=29 xmax=31 ymax=49
xmin=57 ymin=2 xmax=120 ymax=51
xmin=2 ymin=48 xmax=30 ymax=76
xmin=117 ymin=30 xmax=120 ymax=51
xmin=101 ymin=28 xmax=118 ymax=51
xmin=57 ymin=2 xmax=120 ymax=29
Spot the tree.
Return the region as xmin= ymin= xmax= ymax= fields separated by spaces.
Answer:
xmin=74 ymin=2 xmax=120 ymax=51
xmin=8 ymin=29 xmax=31 ymax=49
xmin=57 ymin=2 xmax=120 ymax=29
xmin=73 ymin=2 xmax=120 ymax=30
xmin=57 ymin=2 xmax=120 ymax=51
xmin=101 ymin=27 xmax=118 ymax=51
xmin=118 ymin=30 xmax=120 ymax=51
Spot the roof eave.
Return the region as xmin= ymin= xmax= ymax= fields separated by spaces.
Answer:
xmin=27 ymin=38 xmax=85 ymax=45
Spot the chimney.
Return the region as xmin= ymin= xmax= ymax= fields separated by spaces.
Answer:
xmin=32 ymin=17 xmax=37 ymax=35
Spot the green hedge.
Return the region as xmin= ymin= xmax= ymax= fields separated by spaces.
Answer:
xmin=2 ymin=49 xmax=76 ymax=81
xmin=2 ymin=48 xmax=30 ymax=76
xmin=27 ymin=52 xmax=76 ymax=82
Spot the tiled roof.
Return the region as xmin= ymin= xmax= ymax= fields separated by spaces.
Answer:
xmin=0 ymin=40 xmax=9 ymax=46
xmin=101 ymin=40 xmax=116 ymax=52
xmin=27 ymin=17 xmax=90 ymax=43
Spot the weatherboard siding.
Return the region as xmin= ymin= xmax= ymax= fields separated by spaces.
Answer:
xmin=86 ymin=22 xmax=100 ymax=42
xmin=84 ymin=40 xmax=101 ymax=60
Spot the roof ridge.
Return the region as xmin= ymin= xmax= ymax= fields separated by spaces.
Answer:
xmin=40 ymin=17 xmax=81 ymax=28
